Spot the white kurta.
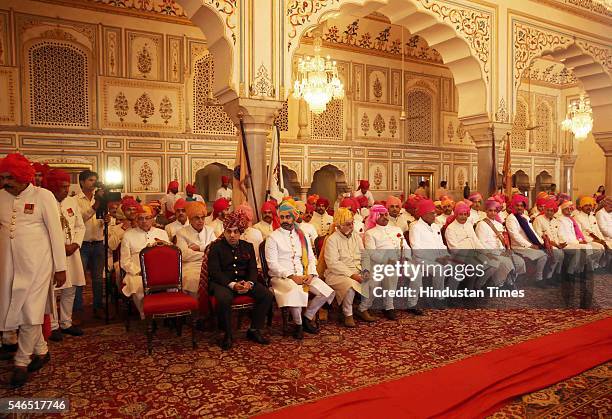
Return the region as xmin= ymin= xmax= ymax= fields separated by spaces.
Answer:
xmin=323 ymin=230 xmax=364 ymax=303
xmin=475 ymin=218 xmax=526 ymax=278
xmin=505 ymin=213 xmax=543 ymax=250
xmin=596 ymin=208 xmax=612 ymax=239
xmin=165 ymin=219 xmax=189 ymax=242
xmin=0 ymin=185 xmax=67 ymax=329
xmin=57 ymin=196 xmax=86 ymax=289
xmin=241 ymin=227 xmax=264 ymax=268
xmin=575 ymin=211 xmax=612 ymax=247
xmin=253 ymin=220 xmax=274 ymax=240
xmin=354 ymin=189 xmax=374 ymax=206
xmin=265 ymin=227 xmax=334 ymax=307
xmin=311 ymin=211 xmax=334 ymax=236
xmin=468 ymin=209 xmax=486 ymax=226
xmin=445 ymin=220 xmax=483 ymax=249
xmin=206 ymin=218 xmax=224 ymax=238
xmin=215 ymin=187 xmax=232 ymax=201
xmin=388 ymin=213 xmax=411 ymax=233
xmin=120 ymin=227 xmax=170 ymax=297
xmin=297 ymin=221 xmax=317 ymax=249
xmin=435 ymin=213 xmax=450 ymax=226
xmin=176 ymin=225 xmax=216 ymax=293
xmin=161 ymin=192 xmax=179 ymax=216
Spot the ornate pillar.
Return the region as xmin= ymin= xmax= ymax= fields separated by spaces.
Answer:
xmin=297 ymin=98 xmax=310 ymax=140
xmin=560 ymin=155 xmax=577 ymax=196
xmin=593 ymin=131 xmax=612 ymax=192
xmin=463 ymin=117 xmax=511 ymax=197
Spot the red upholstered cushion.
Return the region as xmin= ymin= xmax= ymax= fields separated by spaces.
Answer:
xmin=143 ymin=292 xmax=198 ymax=316
xmin=209 ymin=295 xmax=255 ymax=310
xmin=141 ymin=245 xmax=181 ymax=288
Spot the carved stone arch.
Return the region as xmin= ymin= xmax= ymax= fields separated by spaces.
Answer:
xmin=512 ymin=170 xmax=530 ymax=195
xmin=535 ymin=170 xmax=554 ymax=197
xmin=194 ymin=162 xmax=234 ymax=202
xmin=22 ymin=30 xmax=95 ymax=128
xmin=308 ymin=164 xmax=348 ymax=203
xmin=285 ymin=0 xmax=490 ymax=121
xmin=404 ymin=85 xmax=435 ymax=145
xmin=176 ymin=0 xmax=238 ymax=104
xmin=281 ymin=165 xmax=301 ymax=197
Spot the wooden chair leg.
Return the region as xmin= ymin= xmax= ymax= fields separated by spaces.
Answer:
xmin=191 ymin=313 xmax=197 ymax=349
xmin=176 ymin=317 xmax=183 ymax=337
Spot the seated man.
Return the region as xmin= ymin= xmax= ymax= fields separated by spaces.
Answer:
xmin=354 ymin=179 xmax=374 ymax=207
xmin=557 ymin=201 xmax=596 ymax=271
xmin=320 ymin=208 xmax=365 ymax=327
xmin=363 ymin=204 xmax=412 ymax=320
xmin=295 ymin=201 xmax=317 ymax=249
xmin=207 ymin=211 xmax=273 ymax=350
xmin=532 ymin=199 xmax=568 ymax=279
xmin=253 ymin=201 xmax=279 ymax=240
xmin=574 ymin=196 xmax=610 ymax=267
xmin=235 ymin=203 xmax=264 ymax=268
xmin=530 ymin=193 xmax=549 ymax=221
xmin=595 ymin=197 xmax=612 ymax=241
xmin=435 ymin=197 xmax=454 ymax=226
xmin=505 ymin=194 xmax=550 ymax=285
xmin=207 ymin=198 xmax=231 ymax=237
xmin=176 ymin=202 xmax=217 ymax=296
xmin=386 ymin=195 xmax=411 ymax=233
xmin=120 ymin=205 xmax=170 ymax=318
xmin=311 ymin=197 xmax=334 ymax=237
xmin=165 ymin=198 xmax=189 ymax=243
xmin=265 ymin=200 xmax=335 ymax=339
xmin=161 ymin=180 xmax=180 ymax=220
xmin=184 ymin=184 xmax=205 ymax=202
xmin=467 ymin=192 xmax=486 ymax=225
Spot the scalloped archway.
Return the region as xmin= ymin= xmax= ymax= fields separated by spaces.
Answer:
xmin=285 ymin=0 xmax=490 ymax=121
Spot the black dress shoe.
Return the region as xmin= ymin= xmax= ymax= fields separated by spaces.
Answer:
xmin=293 ymin=325 xmax=304 ymax=340
xmin=10 ymin=367 xmax=28 ymax=388
xmin=302 ymin=316 xmax=319 ymax=334
xmin=61 ymin=326 xmax=84 ymax=336
xmin=220 ymin=334 xmax=233 ymax=351
xmin=49 ymin=329 xmax=63 ymax=342
xmin=0 ymin=343 xmax=18 ymax=354
xmin=27 ymin=352 xmax=50 ymax=373
xmin=0 ymin=351 xmax=13 ymax=361
xmin=383 ymin=309 xmax=397 ymax=320
xmin=407 ymin=308 xmax=424 ymax=316
xmin=246 ymin=329 xmax=270 ymax=345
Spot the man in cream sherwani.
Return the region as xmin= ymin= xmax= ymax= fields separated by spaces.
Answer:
xmin=296 ymin=201 xmax=318 ymax=249
xmin=265 ymin=200 xmax=335 ymax=340
xmin=321 ymin=208 xmax=365 ymax=327
xmin=532 ymin=199 xmax=570 ymax=279
xmin=45 ymin=170 xmax=86 ymax=342
xmin=165 ymin=198 xmax=189 ymax=243
xmin=0 ymin=153 xmax=67 ymax=387
xmin=311 ymin=197 xmax=334 ymax=237
xmin=253 ymin=201 xmax=277 ymax=240
xmin=574 ymin=196 xmax=610 ymax=267
xmin=176 ymin=202 xmax=216 ymax=296
xmin=557 ymin=201 xmax=596 ymax=272
xmin=362 ymin=204 xmax=412 ymax=320
xmin=120 ymin=205 xmax=170 ymax=319
xmin=595 ymin=197 xmax=612 ymax=241
xmin=386 ymin=195 xmax=411 ymax=233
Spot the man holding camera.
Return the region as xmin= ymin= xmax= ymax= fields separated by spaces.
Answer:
xmin=76 ymin=170 xmax=105 ymax=319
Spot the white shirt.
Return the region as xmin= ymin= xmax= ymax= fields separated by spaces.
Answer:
xmin=311 ymin=211 xmax=334 ymax=236
xmin=445 ymin=220 xmax=483 ymax=249
xmin=241 ymin=227 xmax=264 ymax=267
xmin=207 ymin=218 xmax=224 ymax=237
xmin=468 ymin=209 xmax=486 ymax=226
xmin=505 ymin=213 xmax=543 ymax=249
xmin=475 ymin=218 xmax=507 ymax=250
xmin=216 ymin=187 xmax=232 ymax=201
xmin=596 ymin=208 xmax=612 ymax=239
xmin=183 ymin=193 xmax=205 ymax=203
xmin=265 ymin=227 xmax=317 ymax=278
xmin=161 ymin=192 xmax=179 ymax=216
xmin=58 ymin=196 xmax=86 ymax=288
xmin=409 ymin=218 xmax=449 ymax=263
xmin=388 ymin=213 xmax=411 ymax=233
xmin=354 ymin=189 xmax=374 ymax=207
xmin=574 ymin=211 xmax=605 ymax=241
xmin=557 ymin=216 xmax=581 ymax=245
xmin=364 ymin=224 xmax=410 ymax=265
xmin=76 ymin=191 xmax=104 ymax=241
xmin=253 ymin=220 xmax=274 ymax=240
xmin=176 ymin=224 xmax=216 ymax=264
xmin=435 ymin=213 xmax=450 ymax=226
xmin=120 ymin=227 xmax=169 ymax=276
xmin=165 ymin=219 xmax=189 ymax=242
xmin=297 ymin=221 xmax=317 ymax=248
xmin=532 ymin=214 xmax=562 ymax=244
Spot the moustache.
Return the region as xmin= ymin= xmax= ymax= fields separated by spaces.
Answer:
xmin=281 ymin=222 xmax=293 ymax=228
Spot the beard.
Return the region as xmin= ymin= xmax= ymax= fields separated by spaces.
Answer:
xmin=281 ymin=222 xmax=293 ymax=230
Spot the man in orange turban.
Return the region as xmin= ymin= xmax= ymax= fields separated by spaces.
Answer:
xmin=574 ymin=195 xmax=610 ymax=259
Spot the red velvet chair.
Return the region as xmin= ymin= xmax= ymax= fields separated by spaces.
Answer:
xmin=140 ymin=244 xmax=198 ymax=355
xmin=198 ymin=242 xmax=257 ymax=331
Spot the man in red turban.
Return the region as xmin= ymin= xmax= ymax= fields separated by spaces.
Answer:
xmin=184 ymin=183 xmax=204 ymax=203
xmin=44 ymin=170 xmax=86 ymax=343
xmin=216 ymin=175 xmax=232 ymax=202
xmin=208 ymin=198 xmax=230 ymax=237
xmin=161 ymin=180 xmax=180 ymax=220
xmin=532 ymin=198 xmax=569 ymax=281
xmin=355 ymin=179 xmax=374 ymax=207
xmin=0 ymin=153 xmax=67 ymax=387
xmin=32 ymin=162 xmax=50 ymax=188
xmin=312 ymin=197 xmax=333 ymax=236
xmin=253 ymin=201 xmax=280 ymax=240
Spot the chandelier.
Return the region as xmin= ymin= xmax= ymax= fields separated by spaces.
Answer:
xmin=293 ymin=35 xmax=344 ymax=114
xmin=561 ymin=94 xmax=593 ymax=140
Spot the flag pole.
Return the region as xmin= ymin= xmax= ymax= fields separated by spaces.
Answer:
xmin=489 ymin=124 xmax=497 ymax=196
xmin=239 ymin=119 xmax=260 ymax=221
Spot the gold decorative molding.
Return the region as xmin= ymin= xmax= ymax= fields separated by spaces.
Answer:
xmin=0 ymin=66 xmax=18 ymax=125
xmin=533 ymin=0 xmax=612 ymax=25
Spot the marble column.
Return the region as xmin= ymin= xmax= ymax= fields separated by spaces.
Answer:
xmin=560 ymin=155 xmax=577 ymax=196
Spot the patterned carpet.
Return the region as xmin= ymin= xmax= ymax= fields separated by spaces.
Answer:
xmin=489 ymin=361 xmax=611 ymax=418
xmin=0 ymin=308 xmax=610 ymax=418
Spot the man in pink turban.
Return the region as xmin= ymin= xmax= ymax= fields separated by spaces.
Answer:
xmin=355 ymin=179 xmax=374 ymax=207
xmin=311 ymin=197 xmax=333 ymax=236
xmin=362 ymin=204 xmax=411 ymax=320
xmin=216 ymin=175 xmax=232 ymax=201
xmin=532 ymin=198 xmax=573 ymax=279
xmin=467 ymin=192 xmax=485 ymax=225
xmin=385 ymin=195 xmax=410 ymax=233
xmin=253 ymin=201 xmax=280 ymax=240
xmin=0 ymin=153 xmax=67 ymax=387
xmin=557 ymin=200 xmax=601 ymax=272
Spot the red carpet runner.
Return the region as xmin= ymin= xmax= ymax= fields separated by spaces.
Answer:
xmin=258 ymin=316 xmax=612 ymax=419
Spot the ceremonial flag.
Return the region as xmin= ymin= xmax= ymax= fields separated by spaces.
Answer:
xmin=266 ymin=125 xmax=285 ymax=202
xmin=232 ymin=127 xmax=249 ymax=209
xmin=488 ymin=126 xmax=497 ymax=196
xmin=502 ymin=132 xmax=512 ymax=199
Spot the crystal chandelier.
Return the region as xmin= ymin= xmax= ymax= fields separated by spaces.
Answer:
xmin=561 ymin=94 xmax=593 ymax=140
xmin=293 ymin=35 xmax=344 ymax=114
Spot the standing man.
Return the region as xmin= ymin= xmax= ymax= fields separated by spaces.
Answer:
xmin=265 ymin=200 xmax=335 ymax=339
xmin=311 ymin=197 xmax=334 ymax=237
xmin=0 ymin=153 xmax=67 ymax=387
xmin=215 ymin=176 xmax=232 ymax=201
xmin=76 ymin=170 xmax=105 ymax=319
xmin=463 ymin=182 xmax=470 ymax=199
xmin=32 ymin=163 xmax=50 ymax=188
xmin=354 ymin=180 xmax=374 ymax=207
xmin=45 ymin=170 xmax=86 ymax=342
xmin=176 ymin=202 xmax=216 ymax=297
xmin=295 ymin=201 xmax=318 ymax=249
xmin=161 ymin=180 xmax=180 ymax=220
xmin=435 ymin=181 xmax=450 ymax=201
xmin=206 ymin=211 xmax=273 ymax=350
xmin=164 ymin=198 xmax=189 ymax=243
xmin=414 ymin=181 xmax=428 ymax=198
